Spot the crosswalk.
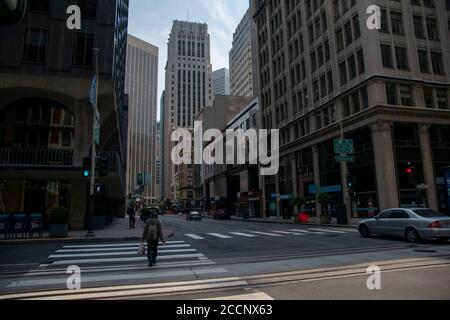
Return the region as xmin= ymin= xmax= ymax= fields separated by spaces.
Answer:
xmin=5 ymin=240 xmax=227 ymax=292
xmin=182 ymin=227 xmax=359 ymax=241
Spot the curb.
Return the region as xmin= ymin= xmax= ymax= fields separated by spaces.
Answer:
xmin=203 ymin=215 xmax=358 ymax=229
xmin=0 ymin=232 xmax=175 ymax=246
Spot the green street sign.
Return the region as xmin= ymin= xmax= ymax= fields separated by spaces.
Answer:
xmin=335 ymin=155 xmax=355 ymax=162
xmin=334 ymin=139 xmax=354 ymax=154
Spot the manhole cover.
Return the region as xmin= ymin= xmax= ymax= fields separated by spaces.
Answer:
xmin=413 ymin=249 xmax=438 ymax=253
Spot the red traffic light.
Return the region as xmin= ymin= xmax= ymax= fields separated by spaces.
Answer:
xmin=405 ymin=168 xmax=412 ymax=175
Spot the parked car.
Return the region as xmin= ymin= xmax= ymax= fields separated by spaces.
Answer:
xmin=213 ymin=209 xmax=232 ymax=220
xmin=186 ymin=210 xmax=202 ymax=221
xmin=358 ymin=208 xmax=450 ymax=243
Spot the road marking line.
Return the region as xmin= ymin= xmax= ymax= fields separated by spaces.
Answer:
xmin=289 ymin=229 xmax=326 ymax=235
xmin=185 ymin=234 xmax=205 ymax=240
xmin=49 ymin=249 xmax=198 ymax=259
xmin=63 ymin=241 xmax=184 ymax=249
xmin=329 ymin=228 xmax=359 ymax=233
xmin=250 ymin=231 xmax=283 ymax=237
xmin=201 ymin=292 xmax=274 ymax=300
xmin=51 ymin=253 xmax=208 ymax=265
xmin=207 ymin=233 xmax=233 ymax=239
xmin=56 ymin=244 xmax=191 ymax=253
xmin=272 ymin=230 xmax=306 ymax=236
xmin=229 ymin=232 xmax=257 ymax=238
xmin=308 ymin=228 xmax=347 ymax=234
xmin=9 ymin=268 xmax=228 ymax=288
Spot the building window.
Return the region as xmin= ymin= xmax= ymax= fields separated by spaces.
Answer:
xmin=395 ymin=47 xmax=409 ymax=70
xmin=423 ymin=87 xmax=434 ymax=108
xmin=437 ymin=90 xmax=449 ymax=109
xmin=390 ymin=12 xmax=404 ymax=34
xmin=381 ymin=44 xmax=393 ymax=68
xmin=418 ymin=50 xmax=430 ymax=73
xmin=73 ymin=33 xmax=94 ymax=67
xmin=23 ymin=27 xmax=48 ymax=64
xmin=400 ymin=86 xmax=413 ymax=106
xmin=431 ymin=52 xmax=444 ymax=75
xmin=386 ymin=83 xmax=397 ymax=105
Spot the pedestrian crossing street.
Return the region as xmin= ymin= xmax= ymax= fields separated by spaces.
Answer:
xmin=183 ymin=227 xmax=359 ymax=240
xmin=5 ymin=240 xmax=228 ymax=292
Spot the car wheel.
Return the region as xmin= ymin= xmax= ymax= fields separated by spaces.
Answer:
xmin=406 ymin=228 xmax=420 ymax=243
xmin=437 ymin=237 xmax=449 ymax=243
xmin=359 ymin=224 xmax=371 ymax=238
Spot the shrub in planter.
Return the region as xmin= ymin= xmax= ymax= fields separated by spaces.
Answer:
xmin=47 ymin=207 xmax=69 ymax=238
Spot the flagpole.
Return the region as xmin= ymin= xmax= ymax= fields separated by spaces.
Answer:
xmin=86 ymin=48 xmax=100 ymax=238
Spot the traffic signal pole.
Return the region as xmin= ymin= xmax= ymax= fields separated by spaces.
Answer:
xmin=86 ymin=48 xmax=100 ymax=238
xmin=339 ymin=120 xmax=352 ymax=224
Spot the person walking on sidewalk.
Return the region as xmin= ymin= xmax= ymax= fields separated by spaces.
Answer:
xmin=142 ymin=212 xmax=165 ymax=267
xmin=127 ymin=205 xmax=136 ymax=229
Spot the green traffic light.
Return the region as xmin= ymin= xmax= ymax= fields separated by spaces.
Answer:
xmin=83 ymin=170 xmax=90 ymax=177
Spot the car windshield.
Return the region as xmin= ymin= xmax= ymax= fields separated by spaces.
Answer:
xmin=412 ymin=209 xmax=447 ymax=218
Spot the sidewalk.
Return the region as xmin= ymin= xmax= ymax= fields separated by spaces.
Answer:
xmin=204 ymin=215 xmax=362 ymax=228
xmin=0 ymin=217 xmax=174 ymax=245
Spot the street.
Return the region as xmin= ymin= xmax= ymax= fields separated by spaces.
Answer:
xmin=0 ymin=215 xmax=449 ymax=300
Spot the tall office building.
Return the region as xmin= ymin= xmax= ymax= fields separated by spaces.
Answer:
xmin=229 ymin=9 xmax=254 ymax=97
xmin=162 ymin=21 xmax=213 ymax=201
xmin=0 ymin=0 xmax=129 ymax=229
xmin=251 ymin=0 xmax=450 ymax=219
xmin=125 ymin=35 xmax=158 ymax=204
xmin=212 ymin=68 xmax=230 ymax=95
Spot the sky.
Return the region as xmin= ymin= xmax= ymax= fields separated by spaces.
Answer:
xmin=128 ymin=0 xmax=250 ymax=121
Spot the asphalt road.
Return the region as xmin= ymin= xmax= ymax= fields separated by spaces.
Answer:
xmin=0 ymin=214 xmax=449 ymax=299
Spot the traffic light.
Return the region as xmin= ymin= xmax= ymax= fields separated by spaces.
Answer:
xmin=0 ymin=0 xmax=27 ymax=26
xmin=98 ymin=157 xmax=109 ymax=177
xmin=82 ymin=157 xmax=92 ymax=178
xmin=346 ymin=174 xmax=354 ymax=190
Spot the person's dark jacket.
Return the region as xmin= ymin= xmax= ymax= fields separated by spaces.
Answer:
xmin=142 ymin=218 xmax=164 ymax=242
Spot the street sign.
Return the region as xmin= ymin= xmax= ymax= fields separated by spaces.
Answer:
xmin=416 ymin=184 xmax=429 ymax=190
xmin=94 ymin=113 xmax=101 ymax=145
xmin=335 ymin=155 xmax=355 ymax=162
xmin=334 ymin=139 xmax=354 ymax=154
xmin=89 ymin=74 xmax=97 ymax=107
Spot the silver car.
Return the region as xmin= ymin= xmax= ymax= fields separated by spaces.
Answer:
xmin=359 ymin=208 xmax=450 ymax=243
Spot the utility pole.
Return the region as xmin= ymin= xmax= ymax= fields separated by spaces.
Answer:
xmin=86 ymin=48 xmax=100 ymax=238
xmin=339 ymin=121 xmax=352 ymax=224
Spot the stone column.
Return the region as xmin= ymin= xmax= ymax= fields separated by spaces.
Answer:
xmin=291 ymin=155 xmax=299 ymax=215
xmin=418 ymin=124 xmax=438 ymax=211
xmin=312 ymin=145 xmax=321 ymax=219
xmin=371 ymin=122 xmax=400 ymax=211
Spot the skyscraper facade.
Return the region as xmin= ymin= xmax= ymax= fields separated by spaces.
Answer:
xmin=0 ymin=0 xmax=130 ymax=229
xmin=251 ymin=0 xmax=450 ymax=219
xmin=212 ymin=68 xmax=230 ymax=95
xmin=162 ymin=21 xmax=213 ymax=201
xmin=125 ymin=35 xmax=158 ymax=204
xmin=229 ymin=9 xmax=254 ymax=97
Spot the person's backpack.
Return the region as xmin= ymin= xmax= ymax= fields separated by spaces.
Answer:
xmin=146 ymin=220 xmax=159 ymax=241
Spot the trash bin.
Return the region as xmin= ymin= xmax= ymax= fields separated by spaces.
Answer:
xmin=336 ymin=204 xmax=348 ymax=225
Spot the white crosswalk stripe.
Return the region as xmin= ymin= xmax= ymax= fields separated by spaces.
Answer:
xmin=289 ymin=229 xmax=326 ymax=235
xmin=272 ymin=230 xmax=306 ymax=236
xmin=184 ymin=234 xmax=206 ymax=240
xmin=229 ymin=232 xmax=257 ymax=238
xmin=6 ymin=240 xmax=226 ymax=291
xmin=308 ymin=228 xmax=347 ymax=234
xmin=207 ymin=233 xmax=233 ymax=239
xmin=250 ymin=231 xmax=283 ymax=237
